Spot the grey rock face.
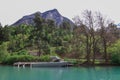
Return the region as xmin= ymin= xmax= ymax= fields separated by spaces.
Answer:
xmin=12 ymin=9 xmax=74 ymax=27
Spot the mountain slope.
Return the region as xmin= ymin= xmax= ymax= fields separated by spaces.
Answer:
xmin=12 ymin=9 xmax=74 ymax=27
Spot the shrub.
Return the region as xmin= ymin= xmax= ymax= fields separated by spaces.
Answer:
xmin=39 ymin=55 xmax=50 ymax=62
xmin=55 ymin=46 xmax=67 ymax=55
xmin=17 ymin=50 xmax=29 ymax=55
xmin=111 ymin=53 xmax=120 ymax=63
xmin=2 ymin=55 xmax=36 ymax=65
xmin=0 ymin=42 xmax=9 ymax=61
xmin=42 ymin=45 xmax=51 ymax=54
xmin=2 ymin=54 xmax=51 ymax=65
xmin=108 ymin=40 xmax=120 ymax=64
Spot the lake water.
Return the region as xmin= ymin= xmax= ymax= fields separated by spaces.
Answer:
xmin=0 ymin=66 xmax=120 ymax=80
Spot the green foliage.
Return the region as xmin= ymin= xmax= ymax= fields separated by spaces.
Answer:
xmin=42 ymin=44 xmax=51 ymax=54
xmin=0 ymin=10 xmax=120 ymax=66
xmin=0 ymin=26 xmax=12 ymax=43
xmin=0 ymin=14 xmax=73 ymax=60
xmin=0 ymin=42 xmax=9 ymax=61
xmin=111 ymin=54 xmax=120 ymax=63
xmin=39 ymin=55 xmax=51 ymax=62
xmin=55 ymin=46 xmax=68 ymax=55
xmin=2 ymin=54 xmax=51 ymax=65
xmin=64 ymin=58 xmax=80 ymax=64
xmin=2 ymin=55 xmax=36 ymax=65
xmin=16 ymin=50 xmax=29 ymax=55
xmin=108 ymin=40 xmax=120 ymax=63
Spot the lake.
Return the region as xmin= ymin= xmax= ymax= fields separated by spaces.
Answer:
xmin=0 ymin=66 xmax=120 ymax=80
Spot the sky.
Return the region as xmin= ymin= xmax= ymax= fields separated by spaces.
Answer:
xmin=0 ymin=0 xmax=120 ymax=26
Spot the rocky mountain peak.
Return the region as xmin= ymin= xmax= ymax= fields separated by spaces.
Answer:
xmin=12 ymin=9 xmax=74 ymax=27
xmin=43 ymin=9 xmax=61 ymax=16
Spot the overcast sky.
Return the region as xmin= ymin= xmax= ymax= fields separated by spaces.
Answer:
xmin=0 ymin=0 xmax=120 ymax=26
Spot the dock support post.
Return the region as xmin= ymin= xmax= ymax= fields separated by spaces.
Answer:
xmin=30 ymin=63 xmax=32 ymax=68
xmin=18 ymin=64 xmax=20 ymax=68
xmin=23 ymin=64 xmax=25 ymax=68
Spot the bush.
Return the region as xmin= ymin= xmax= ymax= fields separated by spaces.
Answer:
xmin=39 ymin=55 xmax=50 ymax=62
xmin=17 ymin=50 xmax=29 ymax=55
xmin=0 ymin=42 xmax=9 ymax=61
xmin=108 ymin=40 xmax=120 ymax=64
xmin=2 ymin=55 xmax=36 ymax=65
xmin=55 ymin=46 xmax=67 ymax=55
xmin=64 ymin=58 xmax=78 ymax=64
xmin=111 ymin=53 xmax=120 ymax=63
xmin=42 ymin=45 xmax=51 ymax=54
xmin=2 ymin=54 xmax=51 ymax=65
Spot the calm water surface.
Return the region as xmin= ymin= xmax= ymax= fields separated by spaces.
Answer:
xmin=0 ymin=66 xmax=120 ymax=80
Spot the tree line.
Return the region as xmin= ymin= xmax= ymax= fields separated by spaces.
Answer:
xmin=0 ymin=10 xmax=120 ymax=65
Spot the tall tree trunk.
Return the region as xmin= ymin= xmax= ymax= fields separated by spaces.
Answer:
xmin=92 ymin=44 xmax=95 ymax=64
xmin=86 ymin=36 xmax=91 ymax=64
xmin=37 ymin=39 xmax=42 ymax=56
xmin=103 ymin=39 xmax=108 ymax=63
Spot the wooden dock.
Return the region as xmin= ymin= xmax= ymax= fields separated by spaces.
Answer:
xmin=13 ymin=62 xmax=33 ymax=68
xmin=13 ymin=61 xmax=70 ymax=68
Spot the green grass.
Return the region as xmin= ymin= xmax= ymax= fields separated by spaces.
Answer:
xmin=64 ymin=58 xmax=111 ymax=65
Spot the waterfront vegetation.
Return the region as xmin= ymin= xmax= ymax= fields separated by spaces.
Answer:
xmin=0 ymin=10 xmax=120 ymax=65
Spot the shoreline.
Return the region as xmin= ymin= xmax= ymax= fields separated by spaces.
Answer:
xmin=1 ymin=61 xmax=120 ymax=67
xmin=1 ymin=64 xmax=120 ymax=68
xmin=78 ymin=63 xmax=120 ymax=67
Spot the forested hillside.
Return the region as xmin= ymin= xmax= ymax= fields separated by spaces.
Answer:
xmin=0 ymin=10 xmax=120 ymax=65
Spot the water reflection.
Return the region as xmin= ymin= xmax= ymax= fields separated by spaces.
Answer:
xmin=0 ymin=66 xmax=120 ymax=80
xmin=80 ymin=66 xmax=120 ymax=80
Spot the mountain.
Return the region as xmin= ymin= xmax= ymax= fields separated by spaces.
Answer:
xmin=12 ymin=9 xmax=74 ymax=27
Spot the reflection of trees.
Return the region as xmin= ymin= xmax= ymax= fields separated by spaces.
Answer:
xmin=1 ymin=66 xmax=120 ymax=80
xmin=81 ymin=66 xmax=113 ymax=80
xmin=93 ymin=67 xmax=112 ymax=80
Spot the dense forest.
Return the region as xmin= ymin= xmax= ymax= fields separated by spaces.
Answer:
xmin=0 ymin=10 xmax=120 ymax=65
